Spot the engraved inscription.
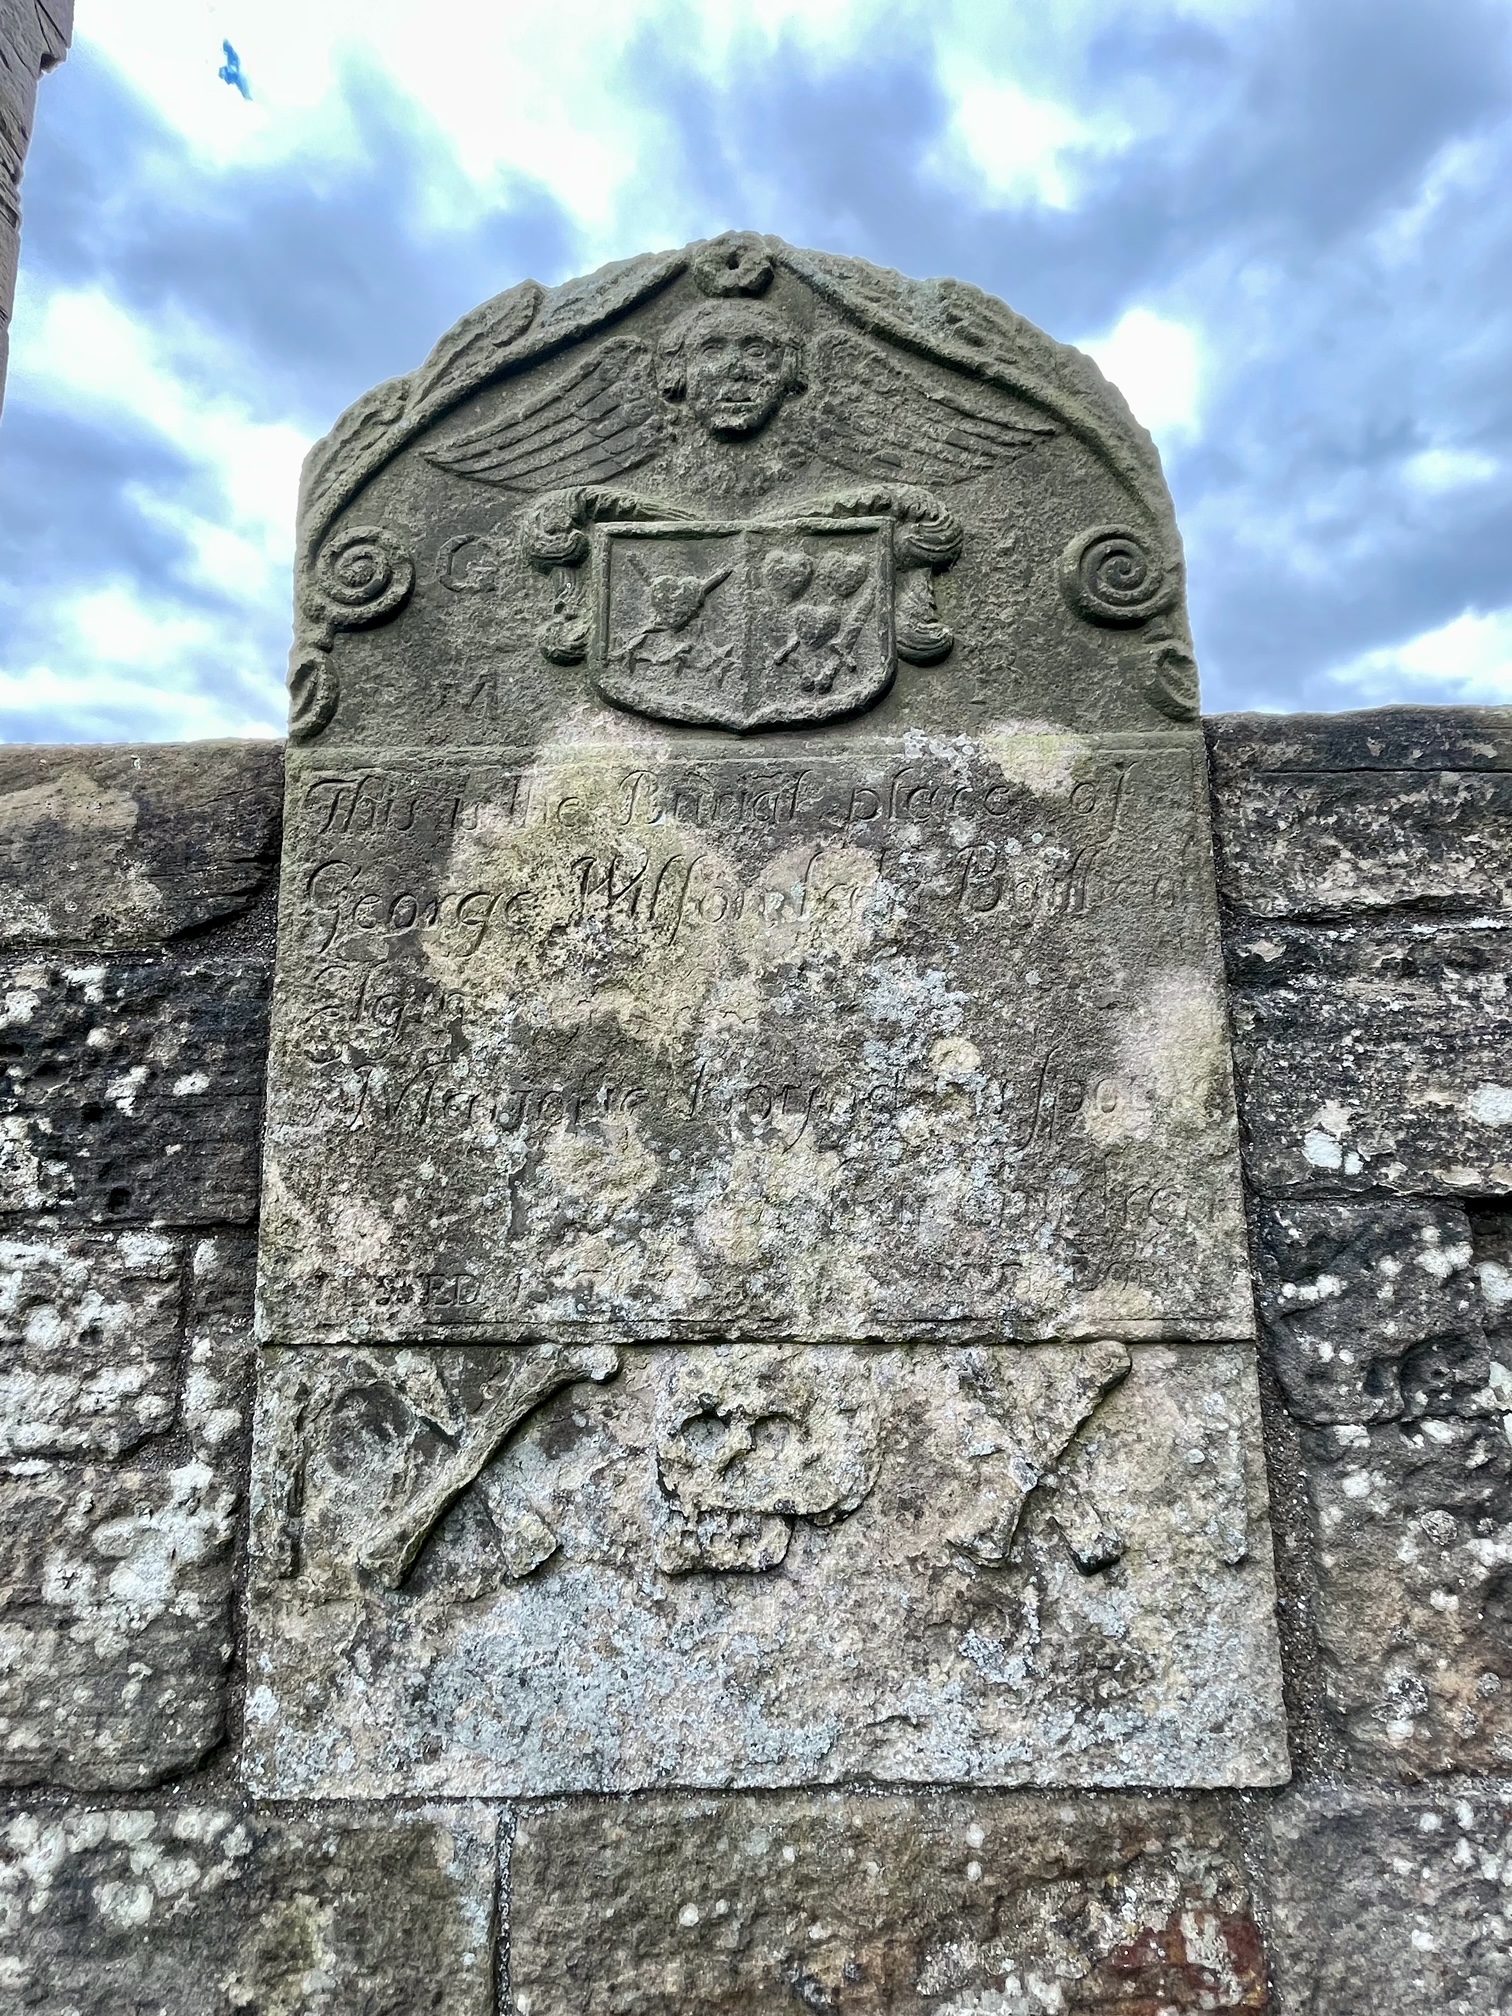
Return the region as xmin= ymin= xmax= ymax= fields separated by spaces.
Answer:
xmin=436 ymin=533 xmax=504 ymax=591
xmin=257 ymin=739 xmax=1251 ymax=1347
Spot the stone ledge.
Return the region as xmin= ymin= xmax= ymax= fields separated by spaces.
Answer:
xmin=1207 ymin=709 xmax=1512 ymax=920
xmin=1207 ymin=705 xmax=1512 ymax=773
xmin=0 ymin=741 xmax=283 ymax=950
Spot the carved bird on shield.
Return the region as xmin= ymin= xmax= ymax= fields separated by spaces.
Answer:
xmin=423 ymin=306 xmax=1057 ymax=493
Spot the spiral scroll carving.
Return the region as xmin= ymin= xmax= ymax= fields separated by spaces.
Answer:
xmin=287 ymin=524 xmax=416 ymax=742
xmin=287 ymin=648 xmax=339 ymax=744
xmin=892 ymin=502 xmax=963 ymax=575
xmin=312 ymin=525 xmax=415 ymax=630
xmin=1059 ymin=524 xmax=1177 ymax=628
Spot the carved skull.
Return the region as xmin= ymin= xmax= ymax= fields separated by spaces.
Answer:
xmin=653 ymin=1345 xmax=881 ymax=1576
xmin=656 ymin=1345 xmax=880 ymax=1521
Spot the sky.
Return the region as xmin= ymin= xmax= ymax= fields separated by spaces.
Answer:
xmin=2 ymin=0 xmax=1512 ymax=741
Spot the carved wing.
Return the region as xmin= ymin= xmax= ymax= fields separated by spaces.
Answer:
xmin=806 ymin=329 xmax=1057 ymax=485
xmin=423 ymin=337 xmax=667 ymax=490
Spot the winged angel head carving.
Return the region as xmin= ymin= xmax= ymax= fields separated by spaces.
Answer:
xmin=658 ymin=299 xmax=806 ymax=438
xmin=287 ymin=236 xmax=1196 ymax=741
xmin=423 ymin=300 xmax=1054 ymax=494
xmin=407 ymin=286 xmax=1070 ymax=730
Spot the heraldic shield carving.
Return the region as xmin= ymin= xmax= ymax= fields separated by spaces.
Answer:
xmin=594 ymin=517 xmax=893 ymax=731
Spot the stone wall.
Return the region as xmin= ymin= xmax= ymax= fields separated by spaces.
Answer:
xmin=0 ymin=707 xmax=1506 ymax=2011
xmin=0 ymin=0 xmax=71 ymax=409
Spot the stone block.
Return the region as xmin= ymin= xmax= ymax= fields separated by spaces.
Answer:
xmin=0 ymin=1230 xmax=254 ymax=1790
xmin=0 ymin=1453 xmax=237 ymax=1788
xmin=245 ymin=1341 xmax=1287 ymax=1797
xmin=262 ymin=238 xmax=1247 ymax=1350
xmin=1207 ymin=708 xmax=1512 ymax=920
xmin=1255 ymin=1199 xmax=1483 ymax=1425
xmin=1229 ymin=920 xmax=1512 ymax=1196
xmin=0 ymin=955 xmax=270 ymax=1224
xmin=509 ymin=1790 xmax=1267 ymax=2016
xmin=0 ymin=1230 xmax=182 ymax=1458
xmin=1262 ymin=1787 xmax=1512 ymax=2015
xmin=0 ymin=1805 xmax=497 ymax=2014
xmin=1301 ymin=1400 xmax=1512 ymax=1775
xmin=1256 ymin=1199 xmax=1512 ymax=1774
xmin=0 ymin=741 xmax=283 ymax=949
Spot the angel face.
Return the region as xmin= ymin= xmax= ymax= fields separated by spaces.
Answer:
xmin=658 ymin=302 xmax=805 ymax=440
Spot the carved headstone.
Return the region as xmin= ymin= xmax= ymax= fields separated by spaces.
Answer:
xmin=248 ymin=235 xmax=1287 ymax=1796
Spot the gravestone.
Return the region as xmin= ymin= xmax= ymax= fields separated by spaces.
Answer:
xmin=247 ymin=234 xmax=1287 ymax=1797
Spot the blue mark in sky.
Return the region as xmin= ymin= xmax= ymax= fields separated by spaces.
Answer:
xmin=218 ymin=40 xmax=251 ymax=100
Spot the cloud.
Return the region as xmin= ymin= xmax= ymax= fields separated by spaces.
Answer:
xmin=1080 ymin=308 xmax=1204 ymax=447
xmin=0 ymin=278 xmax=301 ymax=740
xmin=1326 ymin=607 xmax=1512 ymax=705
xmin=4 ymin=0 xmax=1512 ymax=737
xmin=0 ymin=46 xmax=586 ymax=741
xmin=929 ymin=67 xmax=1129 ymax=212
xmin=1401 ymin=446 xmax=1501 ymax=496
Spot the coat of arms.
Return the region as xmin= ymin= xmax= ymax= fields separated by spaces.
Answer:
xmin=592 ymin=517 xmax=892 ymax=731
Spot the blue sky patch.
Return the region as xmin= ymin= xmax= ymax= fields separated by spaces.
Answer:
xmin=2 ymin=0 xmax=1510 ymax=740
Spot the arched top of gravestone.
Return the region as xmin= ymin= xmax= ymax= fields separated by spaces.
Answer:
xmin=287 ymin=233 xmax=1198 ymax=747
